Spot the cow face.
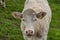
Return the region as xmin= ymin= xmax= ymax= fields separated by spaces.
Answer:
xmin=12 ymin=9 xmax=46 ymax=37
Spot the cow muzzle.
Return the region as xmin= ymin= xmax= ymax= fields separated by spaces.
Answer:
xmin=25 ymin=30 xmax=34 ymax=36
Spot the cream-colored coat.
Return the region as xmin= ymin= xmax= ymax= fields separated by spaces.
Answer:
xmin=21 ymin=0 xmax=52 ymax=40
xmin=0 ymin=0 xmax=6 ymax=8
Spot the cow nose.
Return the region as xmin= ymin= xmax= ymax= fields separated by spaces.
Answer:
xmin=26 ymin=30 xmax=34 ymax=36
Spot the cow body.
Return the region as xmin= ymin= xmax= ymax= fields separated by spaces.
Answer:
xmin=12 ymin=0 xmax=52 ymax=40
xmin=0 ymin=0 xmax=6 ymax=8
xmin=22 ymin=0 xmax=51 ymax=40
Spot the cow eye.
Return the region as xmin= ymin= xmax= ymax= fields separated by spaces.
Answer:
xmin=22 ymin=18 xmax=25 ymax=21
xmin=33 ymin=18 xmax=37 ymax=21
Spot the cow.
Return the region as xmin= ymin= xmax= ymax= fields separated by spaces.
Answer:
xmin=0 ymin=0 xmax=6 ymax=8
xmin=12 ymin=0 xmax=52 ymax=40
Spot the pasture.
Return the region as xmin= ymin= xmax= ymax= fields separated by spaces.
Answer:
xmin=0 ymin=0 xmax=60 ymax=40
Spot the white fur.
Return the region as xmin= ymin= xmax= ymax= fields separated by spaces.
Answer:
xmin=0 ymin=0 xmax=6 ymax=8
xmin=21 ymin=0 xmax=52 ymax=40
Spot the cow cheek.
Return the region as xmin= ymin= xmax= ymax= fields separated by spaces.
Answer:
xmin=23 ymin=26 xmax=26 ymax=31
xmin=34 ymin=22 xmax=40 ymax=33
xmin=21 ymin=25 xmax=26 ymax=31
xmin=21 ymin=23 xmax=26 ymax=32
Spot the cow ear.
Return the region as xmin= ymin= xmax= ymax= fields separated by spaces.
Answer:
xmin=12 ymin=12 xmax=23 ymax=19
xmin=36 ymin=11 xmax=46 ymax=19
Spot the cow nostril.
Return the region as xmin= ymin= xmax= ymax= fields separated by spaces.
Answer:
xmin=26 ymin=31 xmax=28 ymax=34
xmin=31 ymin=31 xmax=33 ymax=34
xmin=26 ymin=30 xmax=34 ymax=36
xmin=26 ymin=30 xmax=33 ymax=35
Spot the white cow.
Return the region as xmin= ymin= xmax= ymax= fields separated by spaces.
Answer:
xmin=0 ymin=0 xmax=6 ymax=8
xmin=12 ymin=0 xmax=52 ymax=40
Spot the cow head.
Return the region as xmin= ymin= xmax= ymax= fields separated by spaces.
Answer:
xmin=12 ymin=9 xmax=46 ymax=37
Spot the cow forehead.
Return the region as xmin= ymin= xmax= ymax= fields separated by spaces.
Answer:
xmin=22 ymin=9 xmax=36 ymax=19
xmin=21 ymin=13 xmax=36 ymax=23
xmin=22 ymin=9 xmax=36 ymax=15
xmin=23 ymin=13 xmax=35 ymax=18
xmin=23 ymin=14 xmax=36 ymax=22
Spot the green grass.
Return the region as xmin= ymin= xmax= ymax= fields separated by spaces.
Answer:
xmin=0 ymin=0 xmax=60 ymax=40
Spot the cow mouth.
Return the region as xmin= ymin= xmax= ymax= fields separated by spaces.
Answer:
xmin=26 ymin=34 xmax=34 ymax=37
